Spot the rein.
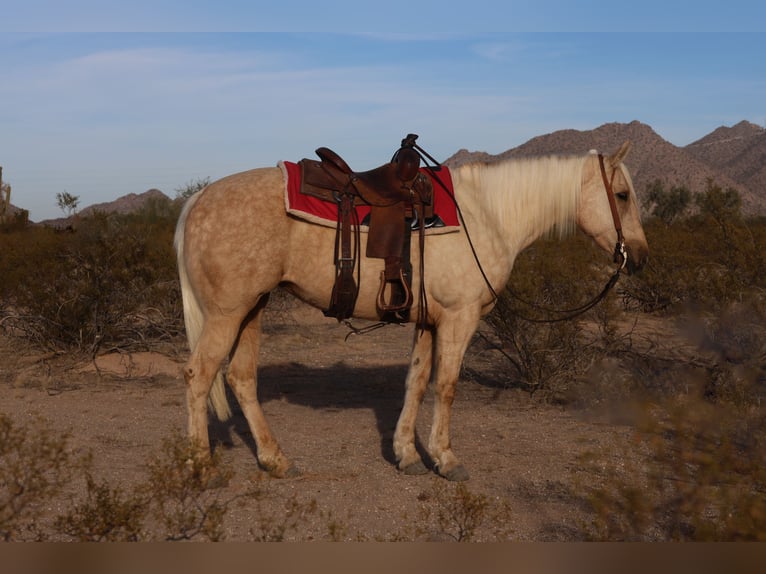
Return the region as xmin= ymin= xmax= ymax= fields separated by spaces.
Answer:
xmin=409 ymin=139 xmax=501 ymax=306
xmin=346 ymin=142 xmax=629 ymax=336
xmin=347 ymin=137 xmax=498 ymax=338
xmin=502 ymin=153 xmax=627 ymax=323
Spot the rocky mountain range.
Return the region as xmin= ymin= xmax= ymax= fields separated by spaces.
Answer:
xmin=445 ymin=120 xmax=766 ymax=216
xmin=8 ymin=120 xmax=766 ymax=224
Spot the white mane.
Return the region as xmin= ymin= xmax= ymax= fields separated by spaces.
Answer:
xmin=456 ymin=154 xmax=586 ymax=240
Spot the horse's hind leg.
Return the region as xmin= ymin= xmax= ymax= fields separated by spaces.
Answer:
xmin=227 ymin=302 xmax=297 ymax=478
xmin=184 ymin=313 xmax=245 ymax=455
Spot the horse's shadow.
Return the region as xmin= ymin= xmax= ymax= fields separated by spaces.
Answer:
xmin=208 ymin=362 xmax=433 ymax=469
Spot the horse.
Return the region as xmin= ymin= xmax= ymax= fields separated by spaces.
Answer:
xmin=174 ymin=141 xmax=649 ymax=481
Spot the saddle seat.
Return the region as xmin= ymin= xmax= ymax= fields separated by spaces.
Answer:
xmin=314 ymin=146 xmax=425 ymax=207
xmin=297 ymin=135 xmax=434 ymax=323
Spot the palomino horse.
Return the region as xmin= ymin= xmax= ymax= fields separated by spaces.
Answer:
xmin=175 ymin=141 xmax=649 ymax=481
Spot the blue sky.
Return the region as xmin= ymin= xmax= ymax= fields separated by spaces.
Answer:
xmin=2 ymin=4 xmax=765 ymax=220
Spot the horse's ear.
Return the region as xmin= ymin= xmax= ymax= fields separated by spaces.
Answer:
xmin=609 ymin=141 xmax=632 ymax=167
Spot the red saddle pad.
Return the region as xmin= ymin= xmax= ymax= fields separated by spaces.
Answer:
xmin=280 ymin=160 xmax=460 ymax=232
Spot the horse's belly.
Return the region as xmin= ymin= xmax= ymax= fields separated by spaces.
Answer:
xmin=282 ymin=219 xmax=387 ymax=320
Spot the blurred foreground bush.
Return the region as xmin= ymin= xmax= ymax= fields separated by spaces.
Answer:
xmin=580 ymin=394 xmax=766 ymax=541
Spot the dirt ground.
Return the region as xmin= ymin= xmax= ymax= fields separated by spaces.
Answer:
xmin=0 ymin=300 xmax=634 ymax=541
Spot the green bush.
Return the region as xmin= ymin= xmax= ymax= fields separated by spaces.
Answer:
xmin=623 ymin=182 xmax=766 ymax=313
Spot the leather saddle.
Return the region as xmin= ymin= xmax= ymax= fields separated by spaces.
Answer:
xmin=298 ymin=134 xmax=433 ymax=323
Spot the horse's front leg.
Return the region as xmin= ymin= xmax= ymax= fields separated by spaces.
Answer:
xmin=393 ymin=327 xmax=434 ymax=475
xmin=428 ymin=309 xmax=478 ymax=481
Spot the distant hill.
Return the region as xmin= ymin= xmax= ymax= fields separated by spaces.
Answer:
xmin=36 ymin=189 xmax=172 ymax=227
xmin=684 ymin=120 xmax=766 ymax=212
xmin=77 ymin=189 xmax=171 ymax=217
xmin=445 ymin=120 xmax=766 ymax=216
xmin=1 ymin=202 xmax=28 ymax=221
xmin=15 ymin=120 xmax=766 ymax=223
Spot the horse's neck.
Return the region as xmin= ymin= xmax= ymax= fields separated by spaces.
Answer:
xmin=456 ymin=156 xmax=582 ymax=252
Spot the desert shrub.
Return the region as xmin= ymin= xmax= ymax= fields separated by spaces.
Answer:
xmin=55 ymin=472 xmax=147 ymax=542
xmin=0 ymin=207 xmax=183 ymax=354
xmin=643 ymin=179 xmax=692 ymax=224
xmin=0 ymin=414 xmax=85 ymax=541
xmin=412 ymin=479 xmax=514 ymax=542
xmin=484 ymin=185 xmax=766 ymax=406
xmin=140 ymin=435 xmax=233 ymax=541
xmin=623 ymin=183 xmax=766 ymax=313
xmin=576 ymin=295 xmax=766 ymax=540
xmin=419 ymin=480 xmax=489 ymax=541
xmin=483 ymin=234 xmax=627 ymax=400
xmin=244 ymin=477 xmax=319 ymax=542
xmin=579 ymin=395 xmax=766 ymax=541
xmin=53 ymin=431 xmax=317 ymax=542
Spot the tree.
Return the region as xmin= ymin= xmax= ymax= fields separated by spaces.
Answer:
xmin=56 ymin=191 xmax=80 ymax=217
xmin=643 ymin=179 xmax=692 ymax=225
xmin=175 ymin=177 xmax=210 ymax=201
xmin=695 ymin=179 xmax=741 ymax=222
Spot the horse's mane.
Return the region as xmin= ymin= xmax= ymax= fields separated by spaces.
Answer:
xmin=457 ymin=154 xmax=587 ymax=239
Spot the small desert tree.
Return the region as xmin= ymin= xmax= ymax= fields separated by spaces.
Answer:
xmin=643 ymin=179 xmax=692 ymax=224
xmin=56 ymin=191 xmax=80 ymax=217
xmin=175 ymin=177 xmax=210 ymax=201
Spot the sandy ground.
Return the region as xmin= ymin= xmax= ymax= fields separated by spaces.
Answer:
xmin=0 ymin=301 xmax=633 ymax=541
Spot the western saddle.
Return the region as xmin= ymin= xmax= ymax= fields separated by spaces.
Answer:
xmin=298 ymin=134 xmax=434 ymax=323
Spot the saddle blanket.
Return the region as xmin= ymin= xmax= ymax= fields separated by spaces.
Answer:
xmin=279 ymin=160 xmax=460 ymax=234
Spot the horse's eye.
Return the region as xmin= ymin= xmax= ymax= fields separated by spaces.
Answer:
xmin=616 ymin=191 xmax=629 ymax=201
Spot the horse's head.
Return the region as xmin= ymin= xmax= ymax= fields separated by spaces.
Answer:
xmin=578 ymin=141 xmax=649 ymax=274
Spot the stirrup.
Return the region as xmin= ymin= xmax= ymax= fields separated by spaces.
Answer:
xmin=376 ymin=269 xmax=413 ymax=313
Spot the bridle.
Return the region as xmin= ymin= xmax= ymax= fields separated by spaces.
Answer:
xmin=497 ymin=152 xmax=631 ymax=322
xmin=598 ymin=153 xmax=628 ymax=271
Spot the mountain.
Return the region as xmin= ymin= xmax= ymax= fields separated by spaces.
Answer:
xmin=77 ymin=189 xmax=171 ymax=217
xmin=36 ymin=189 xmax=172 ymax=227
xmin=445 ymin=120 xmax=766 ymax=216
xmin=15 ymin=121 xmax=766 ymax=223
xmin=684 ymin=120 xmax=766 ymax=211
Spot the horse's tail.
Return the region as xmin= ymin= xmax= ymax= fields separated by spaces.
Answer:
xmin=174 ymin=191 xmax=232 ymax=421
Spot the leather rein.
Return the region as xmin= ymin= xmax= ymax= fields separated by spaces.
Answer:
xmin=494 ymin=153 xmax=628 ymax=323
xmin=345 ymin=147 xmax=629 ymax=336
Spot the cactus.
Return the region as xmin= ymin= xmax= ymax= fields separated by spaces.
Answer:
xmin=1 ymin=166 xmax=15 ymax=223
xmin=0 ymin=166 xmax=6 ymax=217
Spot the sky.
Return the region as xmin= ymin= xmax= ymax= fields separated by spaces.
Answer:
xmin=1 ymin=2 xmax=765 ymax=221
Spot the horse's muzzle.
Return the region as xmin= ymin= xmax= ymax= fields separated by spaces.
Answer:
xmin=624 ymin=243 xmax=649 ymax=275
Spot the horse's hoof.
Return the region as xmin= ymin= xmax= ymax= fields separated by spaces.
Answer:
xmin=400 ymin=460 xmax=429 ymax=476
xmin=270 ymin=464 xmax=301 ymax=479
xmin=263 ymin=462 xmax=301 ymax=478
xmin=440 ymin=464 xmax=470 ymax=482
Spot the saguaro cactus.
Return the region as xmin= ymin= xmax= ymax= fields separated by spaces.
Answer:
xmin=0 ymin=166 xmax=9 ymax=222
